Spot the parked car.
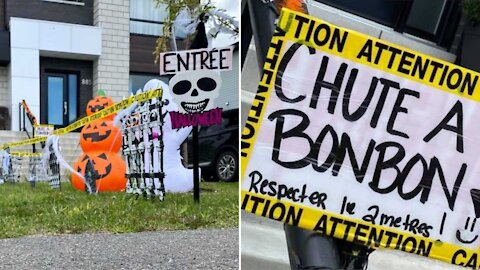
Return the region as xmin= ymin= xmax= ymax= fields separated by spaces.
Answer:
xmin=181 ymin=109 xmax=239 ymax=182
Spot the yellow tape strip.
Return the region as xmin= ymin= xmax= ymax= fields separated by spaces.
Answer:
xmin=1 ymin=88 xmax=162 ymax=150
xmin=278 ymin=9 xmax=480 ymax=102
xmin=241 ymin=191 xmax=478 ymax=267
xmin=9 ymin=152 xmax=42 ymax=157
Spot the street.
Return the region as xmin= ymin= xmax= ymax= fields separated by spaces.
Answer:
xmin=0 ymin=229 xmax=238 ymax=270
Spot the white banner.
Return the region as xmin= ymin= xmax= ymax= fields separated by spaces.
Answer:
xmin=159 ymin=46 xmax=233 ymax=75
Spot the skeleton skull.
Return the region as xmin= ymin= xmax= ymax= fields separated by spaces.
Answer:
xmin=169 ymin=70 xmax=222 ymax=114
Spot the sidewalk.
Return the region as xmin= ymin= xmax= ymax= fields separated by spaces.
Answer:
xmin=241 ymin=212 xmax=464 ymax=270
xmin=0 ymin=229 xmax=238 ymax=270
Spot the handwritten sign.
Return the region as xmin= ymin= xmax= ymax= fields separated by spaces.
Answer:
xmin=160 ymin=46 xmax=233 ymax=75
xmin=241 ymin=9 xmax=480 ymax=267
xmin=34 ymin=124 xmax=54 ymax=138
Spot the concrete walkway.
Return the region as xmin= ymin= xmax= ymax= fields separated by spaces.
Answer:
xmin=0 ymin=229 xmax=238 ymax=270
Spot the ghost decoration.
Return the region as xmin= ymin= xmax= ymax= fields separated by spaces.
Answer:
xmin=169 ymin=70 xmax=222 ymax=114
xmin=142 ymin=79 xmax=195 ymax=193
xmin=173 ymin=8 xmax=198 ymax=40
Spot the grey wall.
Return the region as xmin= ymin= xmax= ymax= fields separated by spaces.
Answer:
xmin=5 ymin=0 xmax=93 ymax=27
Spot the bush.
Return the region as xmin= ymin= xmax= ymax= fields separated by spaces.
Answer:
xmin=464 ymin=0 xmax=480 ymax=26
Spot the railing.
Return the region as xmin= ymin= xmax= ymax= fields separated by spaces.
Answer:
xmin=18 ymin=100 xmax=39 ymax=152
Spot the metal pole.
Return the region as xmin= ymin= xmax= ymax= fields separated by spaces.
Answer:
xmin=246 ymin=0 xmax=277 ymax=68
xmin=241 ymin=0 xmax=253 ymax=69
xmin=192 ymin=126 xmax=200 ymax=203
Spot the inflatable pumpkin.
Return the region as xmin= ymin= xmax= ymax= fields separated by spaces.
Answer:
xmin=72 ymin=151 xmax=126 ymax=192
xmin=72 ymin=93 xmax=126 ymax=193
xmin=86 ymin=96 xmax=114 ymax=120
xmin=80 ymin=119 xmax=122 ymax=152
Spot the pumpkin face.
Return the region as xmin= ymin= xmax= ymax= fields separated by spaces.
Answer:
xmin=71 ymin=151 xmax=126 ymax=192
xmin=80 ymin=119 xmax=122 ymax=152
xmin=86 ymin=96 xmax=114 ymax=115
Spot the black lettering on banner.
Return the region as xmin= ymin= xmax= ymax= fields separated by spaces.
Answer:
xmin=397 ymin=154 xmax=431 ymax=202
xmin=387 ymin=47 xmax=402 ymax=69
xmin=266 ymin=108 xmax=468 ymax=208
xmin=370 ymin=78 xmax=400 ymax=129
xmin=412 ymin=55 xmax=430 ymax=79
xmin=356 ymin=39 xmax=372 ymax=62
xmin=177 ymin=52 xmax=189 ymax=71
xmin=311 ymin=214 xmax=433 ymax=256
xmin=201 ymin=50 xmax=210 ymax=69
xmin=261 ymin=70 xmax=274 ymax=86
xmin=162 ymin=52 xmax=175 ymax=73
xmin=429 ymin=60 xmax=444 ymax=83
xmin=243 ymin=193 xmax=303 ymax=226
xmin=331 ymin=134 xmax=375 ymax=183
xmin=340 ymin=196 xmax=356 ymax=215
xmin=387 ymin=88 xmax=420 ymax=139
xmin=424 ymin=100 xmax=464 ymax=153
xmin=241 ymin=123 xmax=255 ymax=157
xmin=362 ymin=205 xmax=432 ymax=237
xmin=265 ymin=39 xmax=285 ymax=71
xmin=342 ymin=76 xmax=375 ymax=122
xmin=462 ymin=73 xmax=479 ymax=96
xmin=308 ymin=124 xmax=338 ymax=173
xmin=275 ymin=43 xmax=314 ymax=103
xmin=430 ymin=157 xmax=467 ymax=211
xmin=313 ymin=24 xmax=331 ymax=47
xmin=268 ymin=109 xmax=312 ymax=169
xmin=294 ymin=14 xmax=309 ymax=39
xmin=292 ymin=14 xmax=348 ymax=52
xmin=439 ymin=65 xmax=450 ymax=86
xmin=310 ymin=56 xmax=346 ymax=112
xmin=398 ymin=51 xmax=415 ymax=75
xmin=368 ymin=141 xmax=405 ymax=195
xmin=452 ymin=249 xmax=478 ymax=268
xmin=248 ymin=170 xmax=327 ymax=208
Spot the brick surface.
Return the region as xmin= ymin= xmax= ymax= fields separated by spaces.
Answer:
xmin=93 ymin=0 xmax=130 ymax=102
xmin=0 ymin=67 xmax=8 ymax=109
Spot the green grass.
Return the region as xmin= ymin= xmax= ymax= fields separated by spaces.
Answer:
xmin=0 ymin=181 xmax=238 ymax=238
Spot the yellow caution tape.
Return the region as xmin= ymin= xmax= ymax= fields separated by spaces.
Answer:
xmin=1 ymin=88 xmax=162 ymax=150
xmin=9 ymin=152 xmax=42 ymax=157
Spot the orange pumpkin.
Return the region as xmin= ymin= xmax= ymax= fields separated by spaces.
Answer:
xmin=80 ymin=119 xmax=122 ymax=152
xmin=71 ymin=151 xmax=126 ymax=192
xmin=86 ymin=96 xmax=114 ymax=120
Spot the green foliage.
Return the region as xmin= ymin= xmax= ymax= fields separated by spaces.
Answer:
xmin=96 ymin=89 xmax=106 ymax=97
xmin=154 ymin=0 xmax=200 ymax=60
xmin=0 ymin=182 xmax=238 ymax=238
xmin=153 ymin=0 xmax=238 ymax=62
xmin=464 ymin=0 xmax=480 ymax=26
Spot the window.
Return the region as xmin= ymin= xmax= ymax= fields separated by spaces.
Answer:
xmin=42 ymin=0 xmax=85 ymax=6
xmin=315 ymin=0 xmax=461 ymax=49
xmin=129 ymin=74 xmax=170 ymax=94
xmin=130 ymin=0 xmax=168 ymax=36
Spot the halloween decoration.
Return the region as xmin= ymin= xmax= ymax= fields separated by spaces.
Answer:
xmin=71 ymin=152 xmax=127 ymax=192
xmin=275 ymin=0 xmax=305 ymax=13
xmin=154 ymin=0 xmax=239 ymax=60
xmin=86 ymin=96 xmax=114 ymax=120
xmin=28 ymin=156 xmax=43 ymax=187
xmin=4 ymin=154 xmax=21 ymax=183
xmin=0 ymin=150 xmax=10 ymax=184
xmin=169 ymin=70 xmax=222 ymax=114
xmin=72 ymin=94 xmax=127 ymax=193
xmin=80 ymin=120 xmax=122 ymax=153
xmin=145 ymin=79 xmax=193 ymax=193
xmin=119 ymin=80 xmax=168 ymax=200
